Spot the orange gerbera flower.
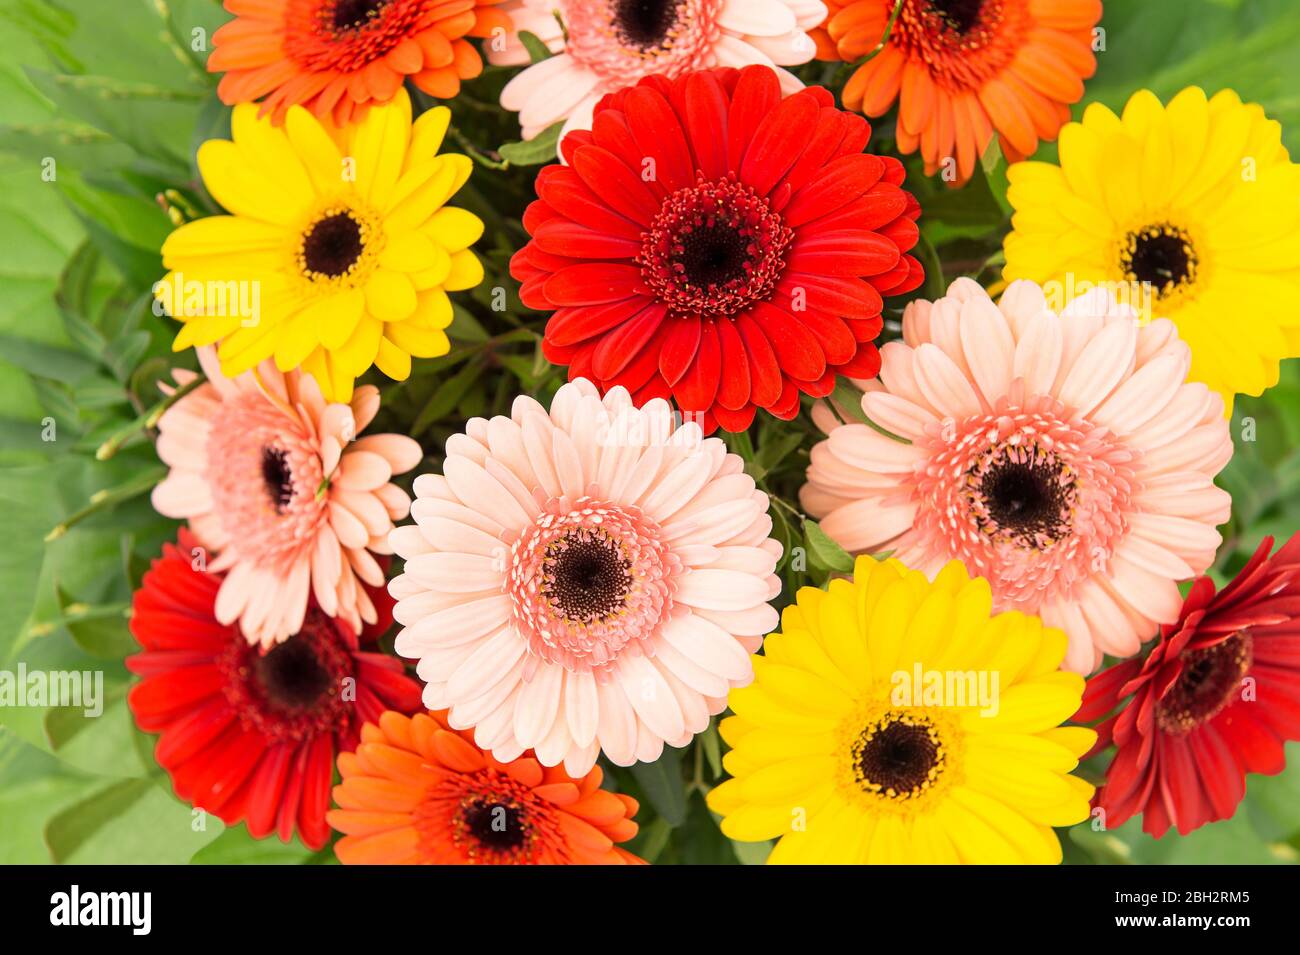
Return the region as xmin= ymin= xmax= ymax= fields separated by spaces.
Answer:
xmin=815 ymin=0 xmax=1100 ymax=180
xmin=210 ymin=0 xmax=512 ymax=126
xmin=327 ymin=711 xmax=645 ymax=864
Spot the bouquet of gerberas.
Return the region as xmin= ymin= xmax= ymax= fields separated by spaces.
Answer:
xmin=2 ymin=0 xmax=1300 ymax=867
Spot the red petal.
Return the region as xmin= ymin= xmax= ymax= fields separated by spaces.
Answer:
xmin=783 ymin=154 xmax=886 ymax=227
xmin=735 ymin=312 xmax=782 ymax=407
xmin=740 ymin=91 xmax=818 ymax=196
xmin=750 ymin=301 xmax=825 ymax=382
xmin=533 ymin=219 xmax=641 ymax=259
xmin=543 ymin=264 xmax=644 ymax=305
xmin=625 ymin=86 xmax=695 ymax=194
xmin=537 ymin=169 xmax=644 ymax=239
xmin=591 ymin=303 xmax=667 ymax=379
xmin=726 ymin=65 xmax=782 ymax=172
xmin=658 ymin=314 xmax=701 ymax=386
xmin=684 ymin=71 xmax=729 ymax=180
xmin=715 ymin=319 xmax=751 ymax=410
xmin=570 ymin=145 xmax=661 ymax=225
xmin=673 ymin=321 xmax=721 ymax=413
xmin=547 ymin=300 xmax=645 ymax=347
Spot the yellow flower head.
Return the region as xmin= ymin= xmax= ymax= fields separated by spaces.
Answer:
xmin=158 ymin=89 xmax=484 ymax=402
xmin=1002 ymin=86 xmax=1300 ymax=413
xmin=707 ymin=556 xmax=1096 ymax=864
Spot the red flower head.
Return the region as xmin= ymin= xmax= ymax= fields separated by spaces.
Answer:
xmin=512 ymin=64 xmax=924 ymax=434
xmin=127 ymin=531 xmax=423 ymax=850
xmin=1078 ymin=533 xmax=1300 ymax=837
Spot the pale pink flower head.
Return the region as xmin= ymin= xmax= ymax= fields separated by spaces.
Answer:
xmin=151 ymin=347 xmax=422 ymax=649
xmin=801 ymin=278 xmax=1234 ymax=674
xmin=490 ymin=0 xmax=827 ymax=144
xmin=389 ymin=378 xmax=782 ymax=776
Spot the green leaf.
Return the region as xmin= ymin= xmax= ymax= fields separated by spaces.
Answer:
xmin=828 ymin=379 xmax=870 ymax=424
xmin=628 ymin=746 xmax=688 ymax=827
xmin=191 ymin=826 xmax=329 ymax=865
xmin=517 ymin=30 xmax=553 ymax=64
xmin=411 ymin=357 xmax=485 ymax=436
xmin=804 ymin=519 xmax=855 ymax=573
xmin=45 ymin=776 xmax=223 ymax=863
xmin=499 ymin=122 xmax=563 ymax=167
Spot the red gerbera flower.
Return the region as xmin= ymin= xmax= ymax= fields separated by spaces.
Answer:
xmin=1078 ymin=533 xmax=1300 ymax=838
xmin=511 ymin=64 xmax=924 ymax=434
xmin=127 ymin=531 xmax=423 ymax=850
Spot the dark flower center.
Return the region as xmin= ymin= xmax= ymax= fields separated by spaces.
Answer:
xmin=219 ymin=609 xmax=355 ymax=742
xmin=676 ymin=222 xmax=751 ymax=289
xmin=853 ymin=714 xmax=947 ymax=800
xmin=1122 ymin=223 xmax=1198 ymax=297
xmin=254 ymin=637 xmax=335 ymax=710
xmin=640 ymin=177 xmax=793 ymax=319
xmin=261 ymin=446 xmax=294 ymax=513
xmin=929 ymin=0 xmax=985 ymax=34
xmin=301 ymin=211 xmax=365 ymax=279
xmin=613 ymin=0 xmax=679 ymax=48
xmin=543 ymin=533 xmax=632 ymax=623
xmin=979 ymin=457 xmax=1072 ymax=546
xmin=1157 ymin=631 xmax=1254 ymax=734
xmin=331 ymin=0 xmax=390 ymax=31
xmin=463 ymin=799 xmax=528 ymax=850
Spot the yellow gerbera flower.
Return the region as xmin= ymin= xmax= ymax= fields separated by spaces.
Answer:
xmin=1002 ymin=87 xmax=1300 ymax=412
xmin=157 ymin=88 xmax=483 ymax=402
xmin=707 ymin=556 xmax=1095 ymax=864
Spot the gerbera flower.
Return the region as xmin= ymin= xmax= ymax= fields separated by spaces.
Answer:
xmin=801 ymin=278 xmax=1233 ymax=674
xmin=388 ymin=378 xmax=782 ymax=776
xmin=127 ymin=531 xmax=422 ymax=850
xmin=158 ymin=89 xmax=483 ymax=403
xmin=489 ymin=0 xmax=827 ymax=144
xmin=327 ymin=710 xmax=644 ymax=863
xmin=814 ymin=0 xmax=1099 ymax=181
xmin=210 ymin=0 xmax=513 ymax=126
xmin=1003 ymin=87 xmax=1300 ymax=410
xmin=151 ymin=346 xmax=422 ymax=648
xmin=512 ymin=65 xmax=924 ymax=434
xmin=707 ymin=555 xmax=1096 ymax=863
xmin=1078 ymin=533 xmax=1300 ymax=838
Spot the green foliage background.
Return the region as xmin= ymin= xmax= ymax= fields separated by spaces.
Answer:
xmin=0 ymin=0 xmax=1298 ymax=864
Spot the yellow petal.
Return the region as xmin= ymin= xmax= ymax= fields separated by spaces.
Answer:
xmin=444 ymin=249 xmax=483 ymax=292
xmin=365 ymin=269 xmax=418 ymax=321
xmin=374 ymin=336 xmax=412 ymax=380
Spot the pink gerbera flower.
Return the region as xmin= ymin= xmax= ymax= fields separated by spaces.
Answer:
xmin=489 ymin=0 xmax=826 ymax=144
xmin=801 ymin=278 xmax=1234 ymax=674
xmin=388 ymin=378 xmax=782 ymax=775
xmin=151 ymin=347 xmax=422 ymax=649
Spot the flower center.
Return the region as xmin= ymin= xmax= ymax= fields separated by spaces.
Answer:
xmin=544 ymin=535 xmax=633 ymax=622
xmin=330 ymin=0 xmax=390 ymax=31
xmin=207 ymin=394 xmax=327 ymax=567
xmin=300 ymin=210 xmax=366 ymax=279
xmin=914 ymin=398 xmax=1136 ymax=610
xmin=507 ymin=495 xmax=680 ymax=672
xmin=261 ymin=446 xmax=294 ymax=513
xmin=974 ymin=452 xmax=1075 ymax=547
xmin=1121 ymin=223 xmax=1198 ymax=299
xmin=930 ymin=0 xmax=984 ymax=34
xmin=852 ymin=711 xmax=948 ymax=801
xmin=1156 ymin=631 xmax=1253 ymax=734
xmin=639 ymin=176 xmax=793 ymax=319
xmin=462 ymin=799 xmax=528 ymax=851
xmin=612 ymin=0 xmax=680 ymax=48
xmin=893 ymin=0 xmax=1026 ymax=88
xmin=218 ymin=608 xmax=354 ymax=742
